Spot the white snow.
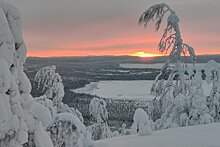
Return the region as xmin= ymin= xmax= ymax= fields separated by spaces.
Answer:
xmin=133 ymin=108 xmax=152 ymax=136
xmin=34 ymin=122 xmax=53 ymax=147
xmin=95 ymin=123 xmax=220 ymax=147
xmin=23 ymin=100 xmax=52 ymax=127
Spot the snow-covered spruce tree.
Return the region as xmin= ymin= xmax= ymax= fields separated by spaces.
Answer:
xmin=0 ymin=1 xmax=53 ymax=147
xmin=205 ymin=60 xmax=220 ymax=121
xmin=87 ymin=97 xmax=112 ymax=140
xmin=47 ymin=113 xmax=93 ymax=147
xmin=139 ymin=3 xmax=196 ymax=128
xmin=34 ymin=65 xmax=84 ymax=122
xmin=132 ymin=108 xmax=152 ymax=136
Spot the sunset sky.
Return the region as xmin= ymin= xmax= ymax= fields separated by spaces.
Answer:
xmin=8 ymin=0 xmax=220 ymax=57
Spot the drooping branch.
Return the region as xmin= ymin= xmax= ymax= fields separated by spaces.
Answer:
xmin=182 ymin=43 xmax=196 ymax=62
xmin=139 ymin=3 xmax=171 ymax=31
xmin=158 ymin=33 xmax=176 ymax=53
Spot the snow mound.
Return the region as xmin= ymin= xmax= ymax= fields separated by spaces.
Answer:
xmin=95 ymin=123 xmax=220 ymax=147
xmin=133 ymin=108 xmax=152 ymax=136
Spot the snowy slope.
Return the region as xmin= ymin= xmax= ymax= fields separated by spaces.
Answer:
xmin=95 ymin=123 xmax=220 ymax=147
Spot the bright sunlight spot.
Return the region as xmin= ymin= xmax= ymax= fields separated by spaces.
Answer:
xmin=131 ymin=52 xmax=162 ymax=57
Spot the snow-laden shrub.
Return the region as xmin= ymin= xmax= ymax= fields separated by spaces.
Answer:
xmin=154 ymin=119 xmax=162 ymax=130
xmin=120 ymin=123 xmax=127 ymax=135
xmin=158 ymin=93 xmax=189 ymax=129
xmin=180 ymin=113 xmax=189 ymax=127
xmin=88 ymin=97 xmax=111 ymax=140
xmin=133 ymin=108 xmax=152 ymax=136
xmin=152 ymin=68 xmax=216 ymax=130
xmin=148 ymin=98 xmax=162 ymax=122
xmin=129 ymin=123 xmax=138 ymax=134
xmin=205 ymin=60 xmax=220 ymax=121
xmin=56 ymin=102 xmax=84 ymax=123
xmin=188 ymin=70 xmax=212 ymax=125
xmin=0 ymin=1 xmax=53 ymax=146
xmin=89 ymin=98 xmax=108 ymax=123
xmin=34 ymin=65 xmax=64 ymax=107
xmin=200 ymin=114 xmax=214 ymax=124
xmin=34 ymin=66 xmax=84 ymax=123
xmin=47 ymin=113 xmax=93 ymax=147
xmin=112 ymin=131 xmax=120 ymax=137
xmin=87 ymin=123 xmax=112 ymax=140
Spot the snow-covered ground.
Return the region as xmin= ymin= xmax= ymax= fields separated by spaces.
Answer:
xmin=95 ymin=123 xmax=220 ymax=147
xmin=72 ymin=80 xmax=155 ymax=100
xmin=72 ymin=80 xmax=212 ymax=100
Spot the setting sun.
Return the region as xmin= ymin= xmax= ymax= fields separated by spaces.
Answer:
xmin=131 ymin=52 xmax=163 ymax=58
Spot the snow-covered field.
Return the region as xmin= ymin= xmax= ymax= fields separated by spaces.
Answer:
xmin=72 ymin=80 xmax=212 ymax=100
xmin=95 ymin=123 xmax=220 ymax=147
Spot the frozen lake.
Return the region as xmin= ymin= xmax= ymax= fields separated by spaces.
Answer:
xmin=72 ymin=80 xmax=155 ymax=100
xmin=72 ymin=80 xmax=212 ymax=100
xmin=119 ymin=63 xmax=207 ymax=70
xmin=120 ymin=63 xmax=163 ymax=69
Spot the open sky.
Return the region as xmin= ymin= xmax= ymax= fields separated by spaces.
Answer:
xmin=8 ymin=0 xmax=220 ymax=57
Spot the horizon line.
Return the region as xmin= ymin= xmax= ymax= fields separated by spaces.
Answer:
xmin=27 ymin=53 xmax=220 ymax=58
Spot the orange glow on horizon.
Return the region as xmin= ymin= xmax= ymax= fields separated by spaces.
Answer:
xmin=27 ymin=49 xmax=164 ymax=58
xmin=27 ymin=49 xmax=220 ymax=58
xmin=130 ymin=52 xmax=163 ymax=58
